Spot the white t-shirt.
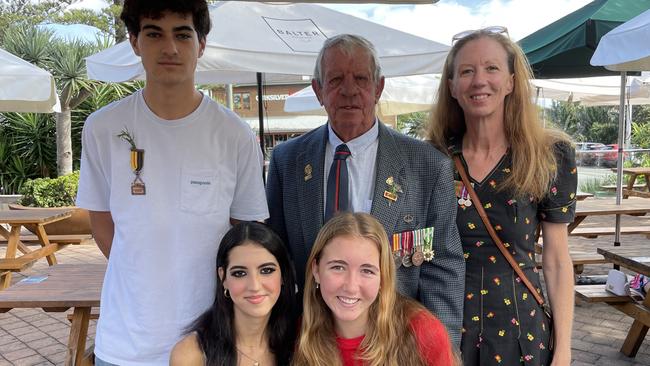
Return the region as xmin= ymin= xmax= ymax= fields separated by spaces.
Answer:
xmin=76 ymin=90 xmax=269 ymax=365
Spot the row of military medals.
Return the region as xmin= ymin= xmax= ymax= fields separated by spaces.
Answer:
xmin=391 ymin=227 xmax=434 ymax=268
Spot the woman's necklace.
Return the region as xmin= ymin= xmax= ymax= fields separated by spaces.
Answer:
xmin=237 ymin=347 xmax=261 ymax=366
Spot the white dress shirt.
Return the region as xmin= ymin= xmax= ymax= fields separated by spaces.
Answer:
xmin=324 ymin=120 xmax=379 ymax=214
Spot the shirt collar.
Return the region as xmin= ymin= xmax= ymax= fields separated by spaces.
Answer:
xmin=327 ymin=118 xmax=379 ymax=156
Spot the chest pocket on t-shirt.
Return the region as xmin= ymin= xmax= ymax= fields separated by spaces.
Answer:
xmin=180 ymin=170 xmax=221 ymax=215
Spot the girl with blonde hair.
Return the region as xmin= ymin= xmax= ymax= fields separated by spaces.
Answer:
xmin=428 ymin=27 xmax=576 ymax=365
xmin=293 ymin=212 xmax=455 ymax=366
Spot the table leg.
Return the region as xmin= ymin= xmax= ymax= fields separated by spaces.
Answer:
xmin=0 ymin=225 xmax=22 ymax=289
xmin=567 ymin=216 xmax=586 ymax=233
xmin=34 ymin=224 xmax=57 ymax=266
xmin=65 ymin=306 xmax=91 ymax=366
xmin=624 ymin=174 xmax=638 ymax=199
xmin=619 ymin=295 xmax=650 ymax=357
xmin=0 ymin=225 xmax=30 ymax=254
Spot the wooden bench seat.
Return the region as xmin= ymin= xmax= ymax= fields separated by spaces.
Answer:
xmin=601 ymin=184 xmax=646 ymax=191
xmin=575 ymin=284 xmax=632 ymax=303
xmin=535 ymin=251 xmax=607 ymax=275
xmin=569 ymin=226 xmax=650 ymax=238
xmin=0 ymin=234 xmax=93 ymax=245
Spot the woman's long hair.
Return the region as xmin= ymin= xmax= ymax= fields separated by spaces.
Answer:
xmin=427 ymin=30 xmax=571 ymax=201
xmin=188 ymin=222 xmax=297 ymax=365
xmin=293 ymin=212 xmax=429 ymax=366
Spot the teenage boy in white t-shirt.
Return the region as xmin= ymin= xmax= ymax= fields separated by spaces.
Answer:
xmin=76 ymin=1 xmax=269 ymax=364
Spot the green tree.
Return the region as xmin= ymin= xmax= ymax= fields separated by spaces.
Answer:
xmin=548 ymin=101 xmax=618 ymax=143
xmin=4 ymin=26 xmax=103 ymax=176
xmin=0 ymin=0 xmax=125 ymax=42
xmin=397 ymin=111 xmax=429 ymax=139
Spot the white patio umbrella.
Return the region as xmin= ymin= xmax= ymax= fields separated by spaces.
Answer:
xmin=284 ymin=74 xmax=440 ymax=116
xmin=0 ymin=48 xmax=60 ymax=113
xmin=86 ymin=1 xmax=449 ymax=158
xmin=531 ymin=76 xmax=650 ymax=105
xmin=591 ymin=8 xmax=650 ymax=247
xmin=86 ymin=1 xmax=449 ymax=83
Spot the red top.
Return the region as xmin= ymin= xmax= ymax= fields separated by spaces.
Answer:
xmin=335 ymin=310 xmax=454 ymax=366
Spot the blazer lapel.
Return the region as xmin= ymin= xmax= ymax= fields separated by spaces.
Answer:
xmin=371 ymin=122 xmax=408 ymax=234
xmin=296 ymin=125 xmax=327 ymax=255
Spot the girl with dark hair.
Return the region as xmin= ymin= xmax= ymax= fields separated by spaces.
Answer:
xmin=170 ymin=222 xmax=297 ymax=365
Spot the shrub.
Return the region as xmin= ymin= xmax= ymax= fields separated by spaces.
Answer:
xmin=17 ymin=171 xmax=79 ymax=207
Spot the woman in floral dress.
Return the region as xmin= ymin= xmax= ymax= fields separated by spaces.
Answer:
xmin=428 ymin=27 xmax=577 ymax=366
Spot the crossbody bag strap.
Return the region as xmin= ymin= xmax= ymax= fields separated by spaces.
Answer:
xmin=453 ymin=156 xmax=545 ymax=306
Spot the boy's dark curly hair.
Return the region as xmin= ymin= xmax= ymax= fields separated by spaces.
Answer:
xmin=120 ymin=0 xmax=211 ymax=41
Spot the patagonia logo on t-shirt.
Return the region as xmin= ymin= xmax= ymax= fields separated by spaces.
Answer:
xmin=190 ymin=180 xmax=211 ymax=186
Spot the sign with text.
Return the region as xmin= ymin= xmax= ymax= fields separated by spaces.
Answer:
xmin=262 ymin=17 xmax=328 ymax=53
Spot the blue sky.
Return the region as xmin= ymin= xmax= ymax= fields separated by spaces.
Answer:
xmin=65 ymin=0 xmax=594 ymax=44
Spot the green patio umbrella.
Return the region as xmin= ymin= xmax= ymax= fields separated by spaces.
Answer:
xmin=519 ymin=0 xmax=650 ymax=78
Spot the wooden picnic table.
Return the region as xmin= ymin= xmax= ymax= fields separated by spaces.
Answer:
xmin=611 ymin=167 xmax=650 ymax=198
xmin=0 ymin=208 xmax=73 ymax=289
xmin=569 ymin=197 xmax=650 ymax=234
xmin=0 ymin=263 xmax=105 ymax=365
xmin=596 ymin=247 xmax=650 ymax=357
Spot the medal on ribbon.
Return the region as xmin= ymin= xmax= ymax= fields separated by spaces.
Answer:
xmin=422 ymin=227 xmax=435 ymax=262
xmin=457 ymin=182 xmax=472 ymax=208
xmin=401 ymin=231 xmax=413 ymax=267
xmin=412 ymin=229 xmax=424 ymax=266
xmin=392 ymin=233 xmax=402 ymax=269
xmin=118 ymin=127 xmax=146 ymax=195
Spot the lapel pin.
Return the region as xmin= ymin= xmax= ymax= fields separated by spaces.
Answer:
xmin=383 ymin=176 xmax=403 ymax=205
xmin=403 ymin=214 xmax=414 ymax=223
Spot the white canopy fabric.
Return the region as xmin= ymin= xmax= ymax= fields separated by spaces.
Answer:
xmin=591 ymin=8 xmax=650 ymax=71
xmin=0 ymin=48 xmax=60 ymax=113
xmin=86 ymin=1 xmax=450 ymax=84
xmin=531 ymin=76 xmax=650 ymax=106
xmin=284 ymin=74 xmax=440 ymax=116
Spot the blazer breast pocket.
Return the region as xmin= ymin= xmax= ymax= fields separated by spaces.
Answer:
xmin=180 ymin=169 xmax=222 ymax=215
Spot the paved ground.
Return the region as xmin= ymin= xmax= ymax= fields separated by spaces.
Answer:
xmin=0 ymin=209 xmax=649 ymax=365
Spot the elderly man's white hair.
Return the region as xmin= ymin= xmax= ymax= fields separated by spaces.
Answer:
xmin=312 ymin=34 xmax=382 ymax=87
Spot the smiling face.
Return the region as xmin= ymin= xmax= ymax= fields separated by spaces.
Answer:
xmin=312 ymin=234 xmax=381 ymax=338
xmin=220 ymin=242 xmax=282 ymax=322
xmin=312 ymin=46 xmax=384 ymax=142
xmin=449 ymin=36 xmax=514 ymax=123
xmin=130 ymin=11 xmax=205 ymax=88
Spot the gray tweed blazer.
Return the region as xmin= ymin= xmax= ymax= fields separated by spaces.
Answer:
xmin=266 ymin=121 xmax=464 ymax=345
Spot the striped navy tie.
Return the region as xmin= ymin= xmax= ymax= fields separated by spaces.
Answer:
xmin=325 ymin=144 xmax=351 ymax=221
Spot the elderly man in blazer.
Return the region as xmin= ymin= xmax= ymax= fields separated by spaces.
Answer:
xmin=266 ymin=34 xmax=464 ymax=344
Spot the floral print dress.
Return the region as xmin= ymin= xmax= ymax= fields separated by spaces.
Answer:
xmin=450 ymin=139 xmax=577 ymax=366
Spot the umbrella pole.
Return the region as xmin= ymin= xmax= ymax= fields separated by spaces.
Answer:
xmin=257 ymin=72 xmax=266 ymax=183
xmin=614 ymin=72 xmax=627 ymax=253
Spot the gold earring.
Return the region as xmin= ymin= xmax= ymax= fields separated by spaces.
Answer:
xmin=224 ymin=288 xmax=231 ymax=298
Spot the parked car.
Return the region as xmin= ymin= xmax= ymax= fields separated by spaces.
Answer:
xmin=594 ymin=144 xmax=634 ymax=168
xmin=575 ymin=142 xmax=607 ymax=166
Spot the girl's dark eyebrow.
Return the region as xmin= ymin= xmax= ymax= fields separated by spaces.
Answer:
xmin=229 ymin=262 xmax=278 ymax=271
